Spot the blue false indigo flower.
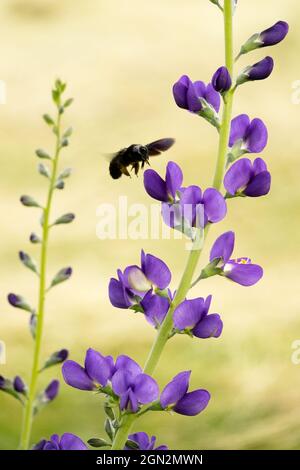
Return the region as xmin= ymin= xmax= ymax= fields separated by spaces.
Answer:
xmin=160 ymin=371 xmax=210 ymax=416
xmin=62 ymin=348 xmax=114 ymax=391
xmin=7 ymin=293 xmax=34 ymax=313
xmin=173 ymin=296 xmax=223 ymax=339
xmin=50 ymin=267 xmax=72 ymax=288
xmin=212 ymin=66 xmax=232 ymax=93
xmin=140 ymin=289 xmax=170 ymax=328
xmin=53 ymin=213 xmax=75 ymax=225
xmin=210 ymin=231 xmax=263 ymax=286
xmin=224 ymin=158 xmax=271 ymax=197
xmin=109 ymin=250 xmax=171 ymax=309
xmin=228 ymin=114 xmax=268 ymax=162
xmin=111 ymin=356 xmax=159 ymax=412
xmin=29 ymin=232 xmax=41 ymax=244
xmin=34 ymin=433 xmax=87 ymax=450
xmin=44 ymin=380 xmax=60 ymax=401
xmin=42 ymin=349 xmax=69 ymax=371
xmin=144 ymin=161 xmax=183 ymax=203
xmin=237 ymin=56 xmax=274 ymax=85
xmin=125 ymin=432 xmax=168 ymax=451
xmin=20 ymin=195 xmax=41 ymax=208
xmin=238 ymin=21 xmax=289 ymax=57
xmin=13 ymin=376 xmax=26 ymax=395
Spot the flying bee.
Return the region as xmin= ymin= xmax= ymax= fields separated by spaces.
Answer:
xmin=109 ymin=138 xmax=175 ymax=179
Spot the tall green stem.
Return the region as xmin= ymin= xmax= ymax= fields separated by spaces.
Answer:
xmin=111 ymin=0 xmax=234 ymax=450
xmin=19 ymin=111 xmax=62 ymax=450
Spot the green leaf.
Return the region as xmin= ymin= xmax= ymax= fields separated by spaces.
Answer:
xmin=43 ymin=114 xmax=54 ymax=126
xmin=64 ymin=98 xmax=73 ymax=108
xmin=125 ymin=439 xmax=140 ymax=450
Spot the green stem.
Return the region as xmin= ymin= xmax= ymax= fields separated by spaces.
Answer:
xmin=19 ymin=111 xmax=62 ymax=450
xmin=111 ymin=0 xmax=235 ymax=450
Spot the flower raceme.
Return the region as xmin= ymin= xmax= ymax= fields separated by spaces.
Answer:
xmin=62 ymin=350 xmax=159 ymax=413
xmin=160 ymin=371 xmax=210 ymax=416
xmin=144 ymin=161 xmax=227 ymax=232
xmin=209 ymin=231 xmax=263 ymax=286
xmin=173 ymin=296 xmax=223 ymax=339
xmin=224 ymin=158 xmax=271 ymax=198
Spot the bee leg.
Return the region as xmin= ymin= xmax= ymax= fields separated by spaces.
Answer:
xmin=133 ymin=162 xmax=140 ymax=176
xmin=121 ymin=166 xmax=131 ymax=178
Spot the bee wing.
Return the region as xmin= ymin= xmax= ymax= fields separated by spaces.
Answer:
xmin=103 ymin=148 xmax=126 ymax=161
xmin=146 ymin=138 xmax=175 ymax=156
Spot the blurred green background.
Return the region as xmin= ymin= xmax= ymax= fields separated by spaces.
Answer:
xmin=0 ymin=0 xmax=300 ymax=450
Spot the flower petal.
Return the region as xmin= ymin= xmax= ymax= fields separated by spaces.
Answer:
xmin=224 ymin=262 xmax=263 ymax=286
xmin=173 ymin=298 xmax=205 ymax=330
xmin=144 ymin=169 xmax=168 ymax=202
xmin=229 ymin=114 xmax=250 ymax=147
xmin=224 ymin=158 xmax=252 ymax=195
xmin=245 ymin=118 xmax=268 ymax=153
xmin=133 ymin=374 xmax=159 ymax=404
xmin=124 ymin=266 xmax=152 ymax=293
xmin=142 ymin=253 xmax=171 ymax=290
xmin=244 ymin=171 xmax=271 ymax=197
xmin=84 ymin=348 xmax=112 ymax=387
xmin=203 ymin=188 xmax=227 ymax=223
xmin=141 ymin=291 xmax=170 ymax=327
xmin=187 ymin=81 xmax=204 ymax=112
xmin=60 ymin=433 xmax=87 ymax=450
xmin=108 ymin=277 xmax=132 ymax=309
xmin=166 ymin=161 xmax=183 ymax=198
xmin=111 ymin=369 xmax=132 ymax=396
xmin=253 ymin=157 xmax=267 ymax=175
xmin=205 ymin=83 xmax=221 ymax=112
xmin=172 ymin=75 xmax=190 ymax=109
xmin=210 ymin=231 xmax=235 ymax=264
xmin=160 ymin=371 xmax=191 ymax=408
xmin=115 ymin=355 xmax=142 ymax=377
xmin=174 ymin=389 xmax=210 ymax=416
xmin=62 ymin=360 xmax=95 ymax=391
xmin=193 ymin=314 xmax=223 ymax=338
xmin=127 ymin=432 xmax=150 ymax=450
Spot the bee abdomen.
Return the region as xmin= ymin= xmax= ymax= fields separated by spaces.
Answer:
xmin=109 ymin=161 xmax=122 ymax=179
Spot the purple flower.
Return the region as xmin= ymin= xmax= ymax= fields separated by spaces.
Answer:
xmin=62 ymin=348 xmax=114 ymax=391
xmin=210 ymin=231 xmax=263 ymax=286
xmin=112 ymin=356 xmax=159 ymax=413
xmin=44 ymin=380 xmax=60 ymax=401
xmin=229 ymin=114 xmax=268 ymax=154
xmin=160 ymin=371 xmax=210 ymax=416
xmin=224 ymin=158 xmax=271 ymax=197
xmin=173 ymin=75 xmax=220 ymax=113
xmin=237 ymin=57 xmax=274 ymax=85
xmin=212 ymin=66 xmax=232 ymax=93
xmin=13 ymin=376 xmax=26 ymax=394
xmin=125 ymin=432 xmax=168 ymax=451
xmin=109 ymin=250 xmax=171 ymax=309
xmin=144 ymin=161 xmax=183 ymax=203
xmin=173 ymin=296 xmax=223 ymax=339
xmin=34 ymin=433 xmax=87 ymax=450
xmin=260 ymin=21 xmax=289 ymax=47
xmin=140 ymin=290 xmax=170 ymax=328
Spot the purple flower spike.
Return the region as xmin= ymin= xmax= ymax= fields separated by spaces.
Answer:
xmin=161 ymin=372 xmax=211 ymax=417
xmin=34 ymin=433 xmax=87 ymax=450
xmin=13 ymin=376 xmax=26 ymax=394
xmin=62 ymin=349 xmax=114 ymax=391
xmin=210 ymin=231 xmax=263 ymax=286
xmin=212 ymin=66 xmax=232 ymax=93
xmin=144 ymin=161 xmax=183 ymax=202
xmin=224 ymin=158 xmax=271 ymax=197
xmin=45 ymin=380 xmax=60 ymax=401
xmin=174 ymin=296 xmax=223 ymax=339
xmin=173 ymin=75 xmax=220 ymax=113
xmin=229 ymin=114 xmax=268 ymax=154
xmin=125 ymin=432 xmax=168 ymax=451
xmin=260 ymin=21 xmax=289 ymax=47
xmin=237 ymin=57 xmax=274 ymax=85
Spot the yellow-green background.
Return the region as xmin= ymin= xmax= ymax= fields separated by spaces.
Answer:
xmin=0 ymin=0 xmax=299 ymax=450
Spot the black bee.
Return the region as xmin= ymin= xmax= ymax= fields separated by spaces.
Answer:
xmin=109 ymin=138 xmax=175 ymax=179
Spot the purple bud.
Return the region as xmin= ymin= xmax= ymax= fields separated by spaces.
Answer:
xmin=19 ymin=251 xmax=38 ymax=273
xmin=45 ymin=380 xmax=60 ymax=401
xmin=212 ymin=67 xmax=232 ymax=93
xmin=260 ymin=21 xmax=289 ymax=47
xmin=30 ymin=233 xmax=41 ymax=244
xmin=8 ymin=293 xmax=33 ymax=313
xmin=50 ymin=267 xmax=72 ymax=287
xmin=13 ymin=376 xmax=26 ymax=394
xmin=53 ymin=213 xmax=75 ymax=225
xmin=237 ymin=57 xmax=274 ymax=85
xmin=0 ymin=376 xmax=5 ymax=389
xmin=42 ymin=349 xmax=69 ymax=371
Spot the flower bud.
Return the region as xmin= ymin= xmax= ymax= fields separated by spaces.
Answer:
xmin=212 ymin=66 xmax=232 ymax=93
xmin=236 ymin=57 xmax=274 ymax=85
xmin=35 ymin=149 xmax=51 ymax=160
xmin=20 ymin=195 xmax=41 ymax=208
xmin=30 ymin=233 xmax=41 ymax=244
xmin=13 ymin=376 xmax=26 ymax=395
xmin=43 ymin=114 xmax=54 ymax=126
xmin=55 ymin=180 xmax=65 ymax=190
xmin=41 ymin=349 xmax=69 ymax=371
xmin=19 ymin=251 xmax=38 ymax=274
xmin=29 ymin=314 xmax=37 ymax=339
xmin=53 ymin=213 xmax=75 ymax=225
xmin=38 ymin=163 xmax=50 ymax=178
xmin=44 ymin=380 xmax=60 ymax=401
xmin=58 ymin=168 xmax=72 ymax=179
xmin=8 ymin=293 xmax=34 ymax=313
xmin=50 ymin=267 xmax=72 ymax=288
xmin=0 ymin=376 xmax=24 ymax=403
xmin=238 ymin=21 xmax=289 ymax=58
